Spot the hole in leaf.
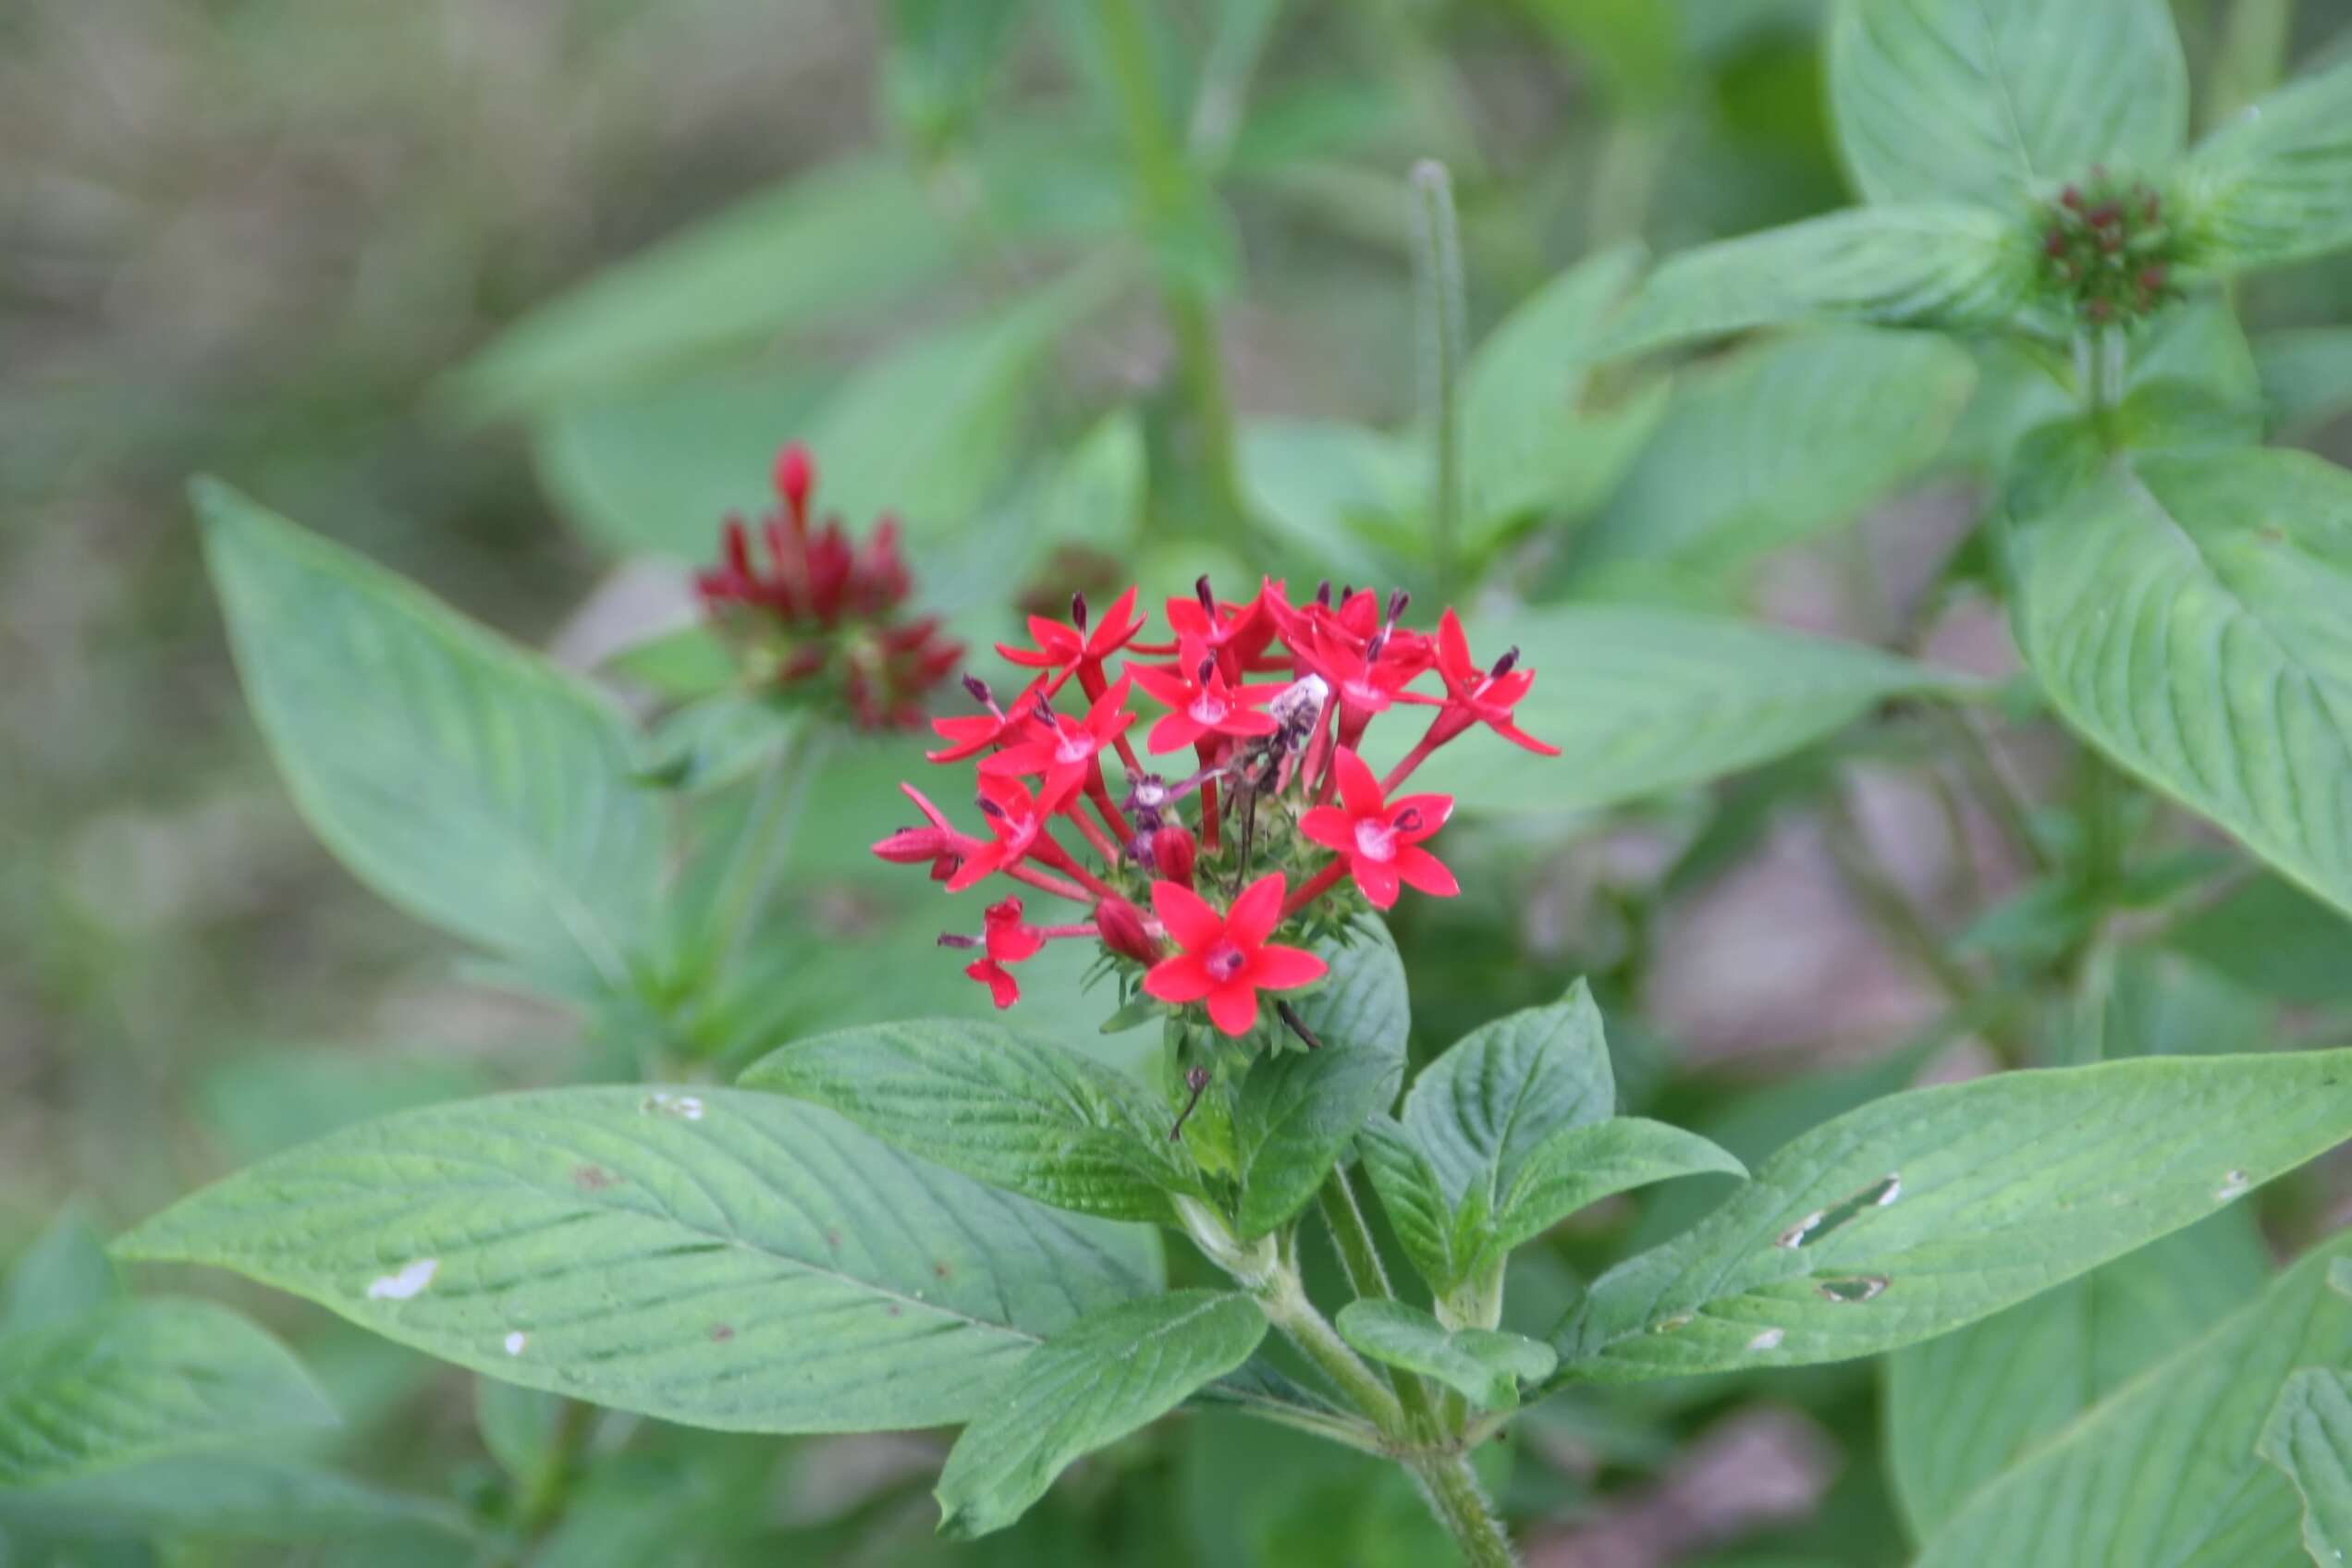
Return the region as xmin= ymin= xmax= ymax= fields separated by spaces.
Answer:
xmin=1774 ymin=1173 xmax=1901 ymax=1249
xmin=1817 ymin=1275 xmax=1889 ymax=1304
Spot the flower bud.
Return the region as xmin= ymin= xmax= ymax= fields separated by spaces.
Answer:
xmin=872 ymin=824 xmax=949 ymax=865
xmin=1153 ymin=824 xmax=1197 ymax=886
xmin=1095 ymin=896 xmax=1162 ymax=963
xmin=774 ymin=442 xmax=815 ymax=515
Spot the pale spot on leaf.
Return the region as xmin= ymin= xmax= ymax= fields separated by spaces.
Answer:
xmin=365 ymin=1258 xmax=438 ymax=1301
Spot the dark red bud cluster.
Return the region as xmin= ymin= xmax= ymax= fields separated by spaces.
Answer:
xmin=2039 ymin=170 xmax=2182 ymax=327
xmin=695 ymin=443 xmax=962 ymax=730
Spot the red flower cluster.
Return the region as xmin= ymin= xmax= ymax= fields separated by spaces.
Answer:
xmin=695 ymin=444 xmax=962 ymax=729
xmin=873 ymin=577 xmax=1555 ymax=1041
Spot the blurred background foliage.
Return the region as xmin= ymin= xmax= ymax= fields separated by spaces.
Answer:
xmin=9 ymin=0 xmax=2352 ymax=1563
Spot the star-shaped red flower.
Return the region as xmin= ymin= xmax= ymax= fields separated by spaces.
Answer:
xmin=1430 ymin=609 xmax=1560 ymax=756
xmin=978 ymin=675 xmax=1137 ymax=800
xmin=962 ymin=897 xmax=1045 ymax=1009
xmin=947 ymin=775 xmax=1078 ymax=893
xmin=997 ymin=587 xmax=1145 ymax=695
xmin=1127 ymin=643 xmax=1284 ymax=753
xmin=1300 ymin=749 xmax=1458 ymax=909
xmin=1143 ymin=873 xmax=1328 ymax=1035
xmin=927 ymin=674 xmax=1052 ymax=764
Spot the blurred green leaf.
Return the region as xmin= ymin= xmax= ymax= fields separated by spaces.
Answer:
xmin=1396 ymin=605 xmax=1973 ymax=815
xmin=1 ymin=1214 xmax=116 ymax=1336
xmin=1460 ymin=246 xmax=1671 ymax=545
xmin=1334 ymin=1299 xmax=1555 ymax=1409
xmin=1568 ymin=327 xmax=1975 ymax=596
xmin=741 ymin=1018 xmax=1203 ymax=1223
xmin=475 ymin=1376 xmax=563 ymax=1488
xmin=196 ymin=480 xmax=667 ymax=987
xmin=2179 ymin=55 xmax=2352 ymax=273
xmin=2010 ymin=448 xmax=2352 ymax=920
xmin=1239 ymin=420 xmax=1423 ymax=581
xmin=602 ymin=624 xmax=739 ymax=701
xmin=886 ymin=0 xmax=1029 ymax=150
xmin=1553 ymin=1049 xmax=2352 ymax=1383
xmin=447 ymin=155 xmax=957 ymax=420
xmin=2256 ymin=326 xmax=2352 ymax=436
xmin=1826 ymin=0 xmax=2187 ymax=209
xmin=1033 ymin=409 xmax=1148 ymax=554
xmin=116 ymin=1088 xmax=1158 ymax=1434
xmin=1231 ymin=920 xmax=1410 ymax=1239
xmin=1586 ymin=204 xmax=2036 ymax=362
xmin=1917 ymin=1235 xmax=2352 ymax=1565
xmin=1 ymin=1453 xmax=473 ymax=1545
xmin=0 ymin=1300 xmax=337 ymax=1488
xmin=1885 ymin=1207 xmax=2271 ymax=1537
xmin=2165 ymin=874 xmax=2352 ymax=1005
xmin=2260 ymin=1358 xmax=2352 ymax=1568
xmin=199 ymin=1047 xmax=496 ymax=1164
xmin=935 ymin=1291 xmax=1268 ymax=1538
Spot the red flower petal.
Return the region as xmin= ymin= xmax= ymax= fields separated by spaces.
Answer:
xmin=1225 ymin=872 xmax=1287 ymax=948
xmin=1298 ymin=805 xmax=1353 ymax=852
xmin=1144 ymin=954 xmax=1217 ymax=1004
xmin=1392 ymin=845 xmax=1459 ymax=897
xmin=1247 ymin=944 xmax=1328 ymax=990
xmin=1206 ymin=982 xmax=1261 ymax=1036
xmin=1151 ymin=879 xmax=1225 ymax=950
xmin=1333 ymin=748 xmax=1384 ymax=816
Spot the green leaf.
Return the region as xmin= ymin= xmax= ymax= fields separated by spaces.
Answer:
xmin=1459 ymin=246 xmax=1671 ymax=541
xmin=114 ymin=1088 xmax=1158 ymax=1434
xmin=1917 ymin=1234 xmax=2352 ymax=1567
xmin=1239 ymin=420 xmax=1422 ymax=582
xmin=1826 ymin=0 xmax=2187 ymax=209
xmin=446 ymin=154 xmax=956 ymax=420
xmin=2260 ymin=1366 xmax=2352 ymax=1568
xmin=2178 ymin=56 xmax=2352 ymax=274
xmin=2165 ymin=874 xmax=2352 ymax=1005
xmin=1402 ymin=982 xmax=1615 ymax=1213
xmin=1483 ymin=1118 xmax=1747 ymax=1269
xmin=1394 ymin=606 xmax=1973 ymax=816
xmin=885 ymin=0 xmax=1028 ymax=148
xmin=1333 ymin=1300 xmax=1555 ymax=1410
xmin=0 ymin=1300 xmax=337 ymax=1488
xmin=2009 ymin=447 xmax=2352 ymax=920
xmin=1551 ymin=1048 xmax=2352 ymax=1384
xmin=196 ymin=480 xmax=665 ymax=986
xmin=1568 ymin=328 xmax=1977 ymax=597
xmin=2 ymin=1213 xmax=116 ymax=1335
xmin=935 ymin=1291 xmax=1268 ymax=1538
xmin=535 ymin=271 xmax=1109 ymax=558
xmin=739 ymin=1018 xmax=1201 ymax=1224
xmin=1585 ymin=205 xmax=2036 ymax=363
xmin=1032 ymin=409 xmax=1147 ymax=555
xmin=2256 ymin=327 xmax=2352 ymax=436
xmin=1 ymin=1453 xmax=474 ymax=1545
xmin=475 ymin=1377 xmax=565 ymax=1487
xmin=1885 ymin=1207 xmax=2271 ymax=1538
xmin=1356 ymin=1116 xmax=1462 ymax=1292
xmin=1231 ymin=921 xmax=1410 ymax=1239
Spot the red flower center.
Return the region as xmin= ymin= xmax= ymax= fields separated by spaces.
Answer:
xmin=1055 ymin=732 xmax=1099 ymax=766
xmin=1205 ymin=941 xmax=1247 ymax=981
xmin=1353 ymin=819 xmax=1399 ymax=863
xmin=1190 ymin=692 xmax=1230 ymax=725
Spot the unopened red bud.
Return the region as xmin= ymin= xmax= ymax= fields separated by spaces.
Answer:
xmin=1095 ymin=896 xmax=1162 ymax=963
xmin=874 ymin=825 xmax=949 ymax=864
xmin=774 ymin=443 xmax=815 ymax=514
xmin=1154 ymin=824 xmax=1198 ymax=886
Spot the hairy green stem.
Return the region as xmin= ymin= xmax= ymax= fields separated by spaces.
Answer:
xmin=1409 ymin=159 xmax=1468 ymax=594
xmin=1408 ymin=1452 xmax=1518 ymax=1568
xmin=1097 ymin=0 xmax=1250 ymax=551
xmin=1256 ymin=1256 xmax=1407 ymax=1437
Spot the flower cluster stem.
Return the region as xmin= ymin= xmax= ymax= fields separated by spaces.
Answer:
xmin=1318 ymin=1168 xmax=1443 ymax=1437
xmin=1096 ymin=0 xmax=1252 ymax=555
xmin=1255 ymin=1254 xmax=1406 ymax=1437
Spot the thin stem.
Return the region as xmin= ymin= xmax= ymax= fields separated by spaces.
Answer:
xmin=1407 ymin=1452 xmax=1518 ymax=1568
xmin=1409 ymin=159 xmax=1467 ymax=595
xmin=1097 ymin=0 xmax=1251 ymax=552
xmin=1937 ymin=705 xmax=2053 ymax=876
xmin=705 ymin=729 xmax=828 ymax=968
xmin=1318 ymin=1168 xmax=1442 ymax=1438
